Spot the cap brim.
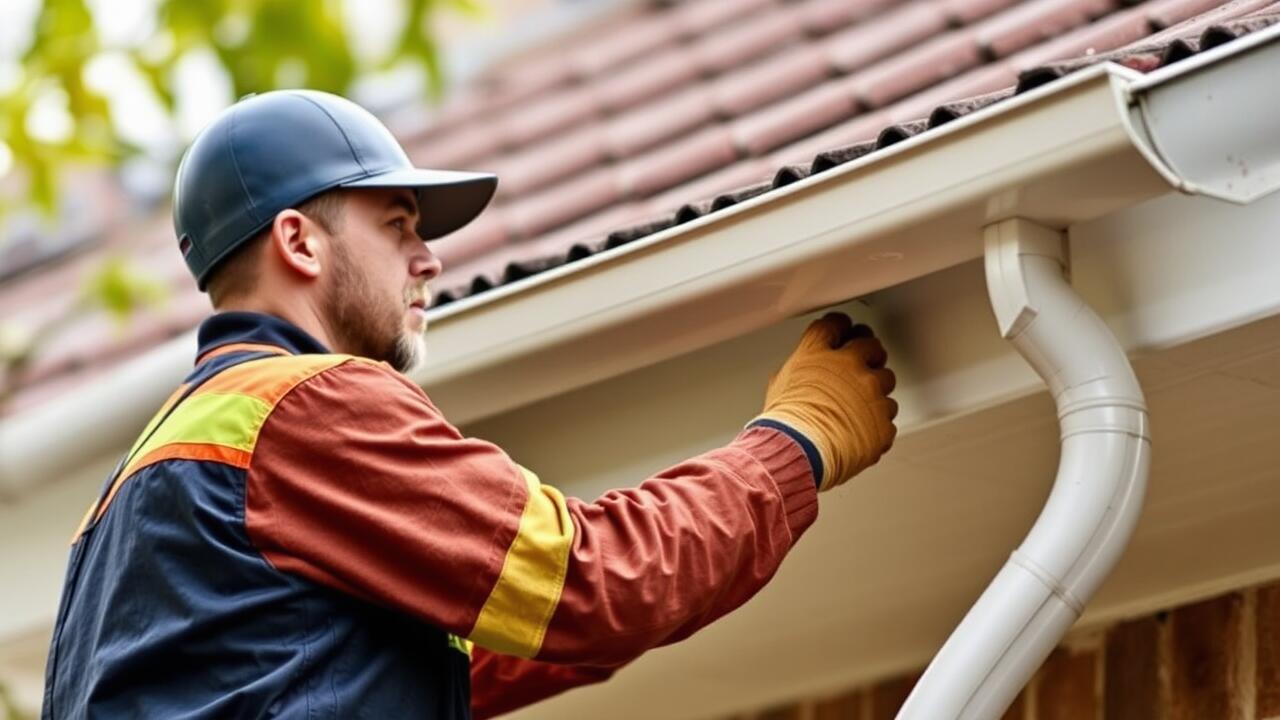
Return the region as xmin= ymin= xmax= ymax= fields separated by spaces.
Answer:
xmin=342 ymin=168 xmax=498 ymax=240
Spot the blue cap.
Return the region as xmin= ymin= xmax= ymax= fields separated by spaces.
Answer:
xmin=173 ymin=90 xmax=498 ymax=290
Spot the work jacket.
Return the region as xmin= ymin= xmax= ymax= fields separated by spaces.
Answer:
xmin=43 ymin=311 xmax=819 ymax=719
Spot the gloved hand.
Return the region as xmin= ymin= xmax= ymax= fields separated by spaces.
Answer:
xmin=750 ymin=312 xmax=898 ymax=491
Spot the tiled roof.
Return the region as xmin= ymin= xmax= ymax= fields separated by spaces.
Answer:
xmin=2 ymin=0 xmax=1278 ymax=417
xmin=419 ymin=0 xmax=1280 ymax=304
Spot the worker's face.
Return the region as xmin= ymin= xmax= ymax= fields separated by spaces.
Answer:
xmin=320 ymin=188 xmax=442 ymax=373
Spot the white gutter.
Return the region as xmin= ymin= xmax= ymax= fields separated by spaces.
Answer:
xmin=1 ymin=25 xmax=1277 ymax=507
xmin=0 ymin=331 xmax=195 ymax=502
xmin=1120 ymin=21 xmax=1280 ymax=204
xmin=897 ymin=219 xmax=1150 ymax=718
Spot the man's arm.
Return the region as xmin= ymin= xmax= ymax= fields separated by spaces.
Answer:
xmin=245 ymin=313 xmax=894 ymax=710
xmin=246 ymin=361 xmax=817 ymax=663
xmin=469 ymin=648 xmax=623 ymax=719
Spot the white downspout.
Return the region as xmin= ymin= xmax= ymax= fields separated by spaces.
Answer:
xmin=897 ymin=218 xmax=1151 ymax=719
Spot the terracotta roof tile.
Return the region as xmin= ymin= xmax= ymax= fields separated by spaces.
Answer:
xmin=939 ymin=0 xmax=1027 ymax=23
xmin=645 ymin=156 xmax=778 ymax=210
xmin=408 ymin=123 xmax=503 ymax=169
xmin=667 ymin=0 xmax=780 ymax=37
xmin=730 ymin=82 xmax=859 ymax=156
xmin=13 ymin=289 xmax=208 ymax=394
xmin=603 ymin=214 xmax=678 ymax=249
xmin=521 ymin=203 xmax=655 ymax=258
xmin=1015 ymin=2 xmax=1275 ymax=89
xmin=772 ymin=163 xmax=812 ymax=187
xmin=765 ymin=110 xmax=886 ymax=167
xmin=1141 ymin=0 xmax=1277 ymax=40
xmin=604 ymin=85 xmax=719 ymax=158
xmin=617 ymin=125 xmax=741 ymax=198
xmin=597 ymin=47 xmax=705 ymax=113
xmin=976 ymin=0 xmax=1122 ymax=58
xmin=567 ymin=13 xmax=679 ymax=78
xmin=710 ymin=44 xmax=836 ymax=117
xmin=505 ymin=167 xmax=626 ymax=240
xmin=821 ymin=1 xmax=953 ymax=74
xmin=1145 ymin=0 xmax=1258 ymax=28
xmin=885 ymin=64 xmax=1018 ymax=122
xmin=1010 ymin=4 xmax=1158 ymax=68
xmin=488 ymin=51 xmax=576 ymax=93
xmin=428 ymin=209 xmax=511 ymax=268
xmin=493 ymin=84 xmax=603 ymax=149
xmin=847 ymin=31 xmax=986 ymax=109
xmin=413 ymin=0 xmax=900 ymax=175
xmin=689 ymin=4 xmax=809 ymax=72
xmin=462 ymin=56 xmax=574 ymax=118
xmin=8 ymin=0 xmax=1278 ymax=416
xmin=925 ymin=86 xmax=1018 ymax=125
xmin=797 ymin=0 xmax=916 ymax=33
xmin=485 ymin=124 xmax=611 ymax=198
xmin=1 ymin=215 xmax=170 ymax=325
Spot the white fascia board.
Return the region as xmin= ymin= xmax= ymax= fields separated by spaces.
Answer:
xmin=412 ymin=64 xmax=1167 ymax=425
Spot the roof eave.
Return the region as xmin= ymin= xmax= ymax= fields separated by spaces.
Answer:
xmin=413 ymin=63 xmax=1162 ymax=425
xmin=416 ymin=23 xmax=1280 ymax=425
xmin=6 ymin=26 xmax=1280 ymax=495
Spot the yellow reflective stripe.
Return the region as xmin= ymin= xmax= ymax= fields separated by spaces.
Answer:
xmin=121 ymin=392 xmax=271 ymax=478
xmin=124 ymin=384 xmax=189 ymax=459
xmin=447 ymin=634 xmax=474 ymax=659
xmin=88 ymin=354 xmax=357 ymax=531
xmin=121 ymin=354 xmax=352 ymax=478
xmin=470 ymin=466 xmax=575 ymax=658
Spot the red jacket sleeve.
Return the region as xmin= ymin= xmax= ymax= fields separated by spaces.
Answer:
xmin=245 ymin=360 xmax=818 ymax=692
xmin=469 ymin=648 xmax=623 ymax=720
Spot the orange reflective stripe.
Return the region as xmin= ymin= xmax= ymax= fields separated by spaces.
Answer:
xmin=89 ymin=355 xmax=350 ymax=526
xmin=94 ymin=443 xmax=253 ymax=522
xmin=195 ymin=342 xmax=290 ymax=365
xmin=72 ymin=383 xmax=192 ymax=544
xmin=70 ymin=501 xmax=98 ymax=545
xmin=194 ymin=354 xmax=349 ymax=403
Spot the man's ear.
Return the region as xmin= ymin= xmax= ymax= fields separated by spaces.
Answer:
xmin=269 ymin=209 xmax=324 ymax=281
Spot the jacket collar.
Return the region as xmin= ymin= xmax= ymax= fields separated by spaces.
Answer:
xmin=195 ymin=311 xmax=331 ymax=363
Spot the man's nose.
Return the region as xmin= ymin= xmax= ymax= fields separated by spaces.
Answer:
xmin=411 ymin=244 xmax=444 ymax=281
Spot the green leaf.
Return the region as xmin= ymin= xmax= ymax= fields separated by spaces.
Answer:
xmin=3 ymin=0 xmax=482 ymax=222
xmin=396 ymin=0 xmax=449 ymax=98
xmin=0 ymin=321 xmax=35 ymax=363
xmin=129 ymin=51 xmax=177 ymax=111
xmin=446 ymin=0 xmax=489 ymax=20
xmin=79 ymin=256 xmax=169 ymax=325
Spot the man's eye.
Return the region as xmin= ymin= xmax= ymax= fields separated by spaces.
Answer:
xmin=390 ymin=218 xmax=406 ymax=232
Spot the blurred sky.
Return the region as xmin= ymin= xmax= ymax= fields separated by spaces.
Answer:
xmin=0 ymin=0 xmax=423 ymax=179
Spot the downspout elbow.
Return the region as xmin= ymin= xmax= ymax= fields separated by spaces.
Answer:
xmin=897 ymin=218 xmax=1151 ymax=719
xmin=991 ymin=220 xmax=1150 ymax=606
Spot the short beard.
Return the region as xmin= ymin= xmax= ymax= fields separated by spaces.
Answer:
xmin=322 ymin=242 xmax=425 ymax=373
xmin=391 ymin=331 xmax=427 ymax=374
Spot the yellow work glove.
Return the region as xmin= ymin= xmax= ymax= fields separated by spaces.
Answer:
xmin=750 ymin=312 xmax=898 ymax=492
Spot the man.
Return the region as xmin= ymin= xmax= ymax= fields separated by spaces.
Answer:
xmin=43 ymin=90 xmax=898 ymax=719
